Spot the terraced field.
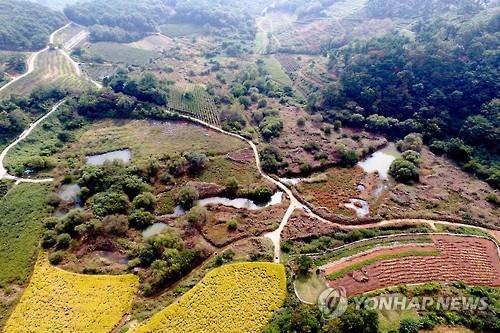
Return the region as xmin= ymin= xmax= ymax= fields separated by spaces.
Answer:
xmin=87 ymin=42 xmax=160 ymax=66
xmin=325 ymin=235 xmax=500 ymax=296
xmin=166 ymin=85 xmax=220 ymax=126
xmin=133 ymin=262 xmax=286 ymax=333
xmin=0 ymin=49 xmax=89 ymax=98
xmin=4 ymin=254 xmax=138 ymax=333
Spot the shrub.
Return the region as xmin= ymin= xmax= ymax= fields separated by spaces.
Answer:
xmin=227 ymin=218 xmax=238 ymax=230
xmin=102 ymin=214 xmax=129 ymax=235
xmin=297 ymin=117 xmax=306 ymax=127
xmin=129 ymin=209 xmax=155 ymax=229
xmin=41 ymin=230 xmax=58 ymax=249
xmin=187 ymin=206 xmax=208 ymax=228
xmin=48 ymin=251 xmax=64 ymax=265
xmin=389 ymin=158 xmax=420 ymax=183
xmin=399 ymin=317 xmax=421 ymax=333
xmin=91 ymin=192 xmax=129 ymax=217
xmin=175 ymin=186 xmax=200 ymax=209
xmin=339 ymin=149 xmax=359 ymax=167
xmin=133 ymin=192 xmax=156 ymax=212
xmin=56 ymin=233 xmax=72 ymax=249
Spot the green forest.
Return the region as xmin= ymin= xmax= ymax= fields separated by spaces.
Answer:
xmin=0 ymin=0 xmax=65 ymax=51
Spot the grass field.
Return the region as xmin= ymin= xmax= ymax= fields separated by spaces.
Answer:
xmin=167 ymin=85 xmax=220 ymax=126
xmin=5 ymin=118 xmax=248 ymax=177
xmin=3 ymin=254 xmax=138 ymax=333
xmin=262 ymin=56 xmax=293 ymax=86
xmin=133 ymin=262 xmax=286 ymax=333
xmin=0 ymin=184 xmax=51 ymax=286
xmin=0 ymin=49 xmax=89 ymax=98
xmin=87 ymin=42 xmax=160 ymax=66
xmin=160 ymin=23 xmax=207 ymax=37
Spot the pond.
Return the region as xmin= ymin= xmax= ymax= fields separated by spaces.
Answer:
xmin=86 ymin=149 xmax=131 ymax=165
xmin=142 ymin=222 xmax=169 ymax=239
xmin=358 ymin=143 xmax=400 ymax=180
xmin=344 ymin=198 xmax=369 ymax=218
xmin=57 ymin=184 xmax=81 ymax=202
xmin=197 ymin=191 xmax=283 ymax=210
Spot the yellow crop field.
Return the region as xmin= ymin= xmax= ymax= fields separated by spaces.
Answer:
xmin=133 ymin=262 xmax=287 ymax=333
xmin=3 ymin=254 xmax=138 ymax=333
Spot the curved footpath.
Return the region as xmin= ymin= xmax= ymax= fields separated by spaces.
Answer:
xmin=178 ymin=115 xmax=500 ymax=261
xmin=0 ymin=100 xmax=66 ymax=183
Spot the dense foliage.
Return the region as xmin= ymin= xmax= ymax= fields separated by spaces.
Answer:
xmin=64 ymin=0 xmax=261 ymax=43
xmin=320 ymin=10 xmax=499 ymax=187
xmin=0 ymin=0 xmax=65 ymax=51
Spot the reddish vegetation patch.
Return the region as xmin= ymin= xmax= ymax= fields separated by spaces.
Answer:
xmin=327 ymin=235 xmax=500 ymax=296
xmin=202 ymin=198 xmax=289 ymax=247
xmin=226 ymin=148 xmax=255 ymax=164
xmin=371 ymin=148 xmax=499 ymax=228
xmin=322 ymin=244 xmax=438 ymax=276
xmin=282 ymin=210 xmax=339 ymax=240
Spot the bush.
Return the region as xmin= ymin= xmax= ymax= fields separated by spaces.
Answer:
xmin=56 ymin=233 xmax=72 ymax=249
xmin=102 ymin=215 xmax=129 ymax=235
xmin=340 ymin=149 xmax=359 ymax=167
xmin=227 ymin=219 xmax=238 ymax=230
xmin=91 ymin=192 xmax=129 ymax=217
xmin=41 ymin=230 xmax=57 ymax=249
xmin=49 ymin=251 xmax=64 ymax=265
xmin=133 ymin=192 xmax=156 ymax=212
xmin=401 ymin=150 xmax=421 ymax=166
xmin=175 ymin=186 xmax=200 ymax=209
xmin=399 ymin=318 xmax=421 ymax=333
xmin=389 ymin=158 xmax=420 ymax=183
xmin=297 ymin=117 xmax=306 ymax=127
xmin=129 ymin=209 xmax=155 ymax=229
xmin=187 ymin=206 xmax=208 ymax=228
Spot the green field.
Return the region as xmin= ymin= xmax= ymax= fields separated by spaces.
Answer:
xmin=262 ymin=56 xmax=293 ymax=86
xmin=167 ymin=85 xmax=220 ymax=126
xmin=88 ymin=42 xmax=160 ymax=65
xmin=0 ymin=183 xmax=51 ymax=286
xmin=0 ymin=49 xmax=90 ymax=98
xmin=160 ymin=23 xmax=207 ymax=37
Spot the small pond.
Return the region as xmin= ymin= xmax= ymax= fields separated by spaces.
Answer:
xmin=344 ymin=198 xmax=369 ymax=218
xmin=197 ymin=191 xmax=283 ymax=210
xmin=57 ymin=184 xmax=81 ymax=202
xmin=358 ymin=143 xmax=400 ymax=180
xmin=142 ymin=223 xmax=169 ymax=239
xmin=86 ymin=149 xmax=131 ymax=165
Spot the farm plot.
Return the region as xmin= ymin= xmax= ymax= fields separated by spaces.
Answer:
xmin=0 ymin=183 xmax=51 ymax=286
xmin=160 ymin=23 xmax=208 ymax=37
xmin=133 ymin=262 xmax=286 ymax=333
xmin=52 ymin=23 xmax=88 ymax=50
xmin=3 ymin=254 xmax=138 ymax=333
xmin=325 ymin=235 xmax=500 ymax=296
xmin=167 ymin=85 xmax=220 ymax=126
xmin=87 ymin=42 xmax=160 ymax=66
xmin=262 ymin=56 xmax=292 ymax=86
xmin=0 ymin=49 xmax=89 ymax=98
xmin=81 ymin=63 xmax=119 ymax=82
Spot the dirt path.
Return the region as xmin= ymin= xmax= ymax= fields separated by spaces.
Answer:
xmin=0 ymin=100 xmax=66 ymax=183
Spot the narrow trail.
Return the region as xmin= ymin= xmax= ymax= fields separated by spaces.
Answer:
xmin=0 ymin=100 xmax=66 ymax=183
xmin=176 ymin=114 xmax=500 ymax=262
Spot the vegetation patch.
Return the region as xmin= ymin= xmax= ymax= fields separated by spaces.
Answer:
xmin=0 ymin=183 xmax=51 ymax=286
xmin=133 ymin=262 xmax=286 ymax=333
xmin=3 ymin=254 xmax=138 ymax=332
xmin=87 ymin=42 xmax=160 ymax=65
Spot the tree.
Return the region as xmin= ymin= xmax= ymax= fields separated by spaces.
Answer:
xmin=399 ymin=318 xmax=421 ymax=333
xmin=389 ymin=158 xmax=419 ymax=183
xmin=129 ymin=209 xmax=155 ymax=229
xmin=397 ymin=133 xmax=423 ymax=152
xmin=133 ymin=192 xmax=156 ymax=212
xmin=297 ymin=255 xmax=313 ymax=275
xmin=91 ymin=191 xmax=129 ymax=217
xmin=401 ymin=150 xmax=421 ymax=166
xmin=175 ymin=186 xmax=199 ymax=209
xmin=187 ymin=206 xmax=207 ymax=228
xmin=56 ymin=233 xmax=72 ymax=249
xmin=184 ymin=152 xmax=208 ymax=173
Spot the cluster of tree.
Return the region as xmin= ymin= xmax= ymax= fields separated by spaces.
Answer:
xmin=0 ymin=53 xmax=26 ymax=85
xmin=366 ymin=0 xmax=488 ymax=19
xmin=64 ymin=0 xmax=259 ymax=43
xmin=252 ymin=109 xmax=284 ymax=140
xmin=320 ymin=11 xmax=499 ymax=188
xmin=0 ymin=86 xmax=69 ymax=146
xmin=0 ymin=0 xmax=65 ymax=51
xmin=128 ymin=231 xmax=206 ymax=295
xmin=104 ymin=71 xmax=168 ymax=105
xmin=270 ymin=0 xmax=339 ymax=18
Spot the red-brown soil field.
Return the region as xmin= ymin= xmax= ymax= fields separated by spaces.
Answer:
xmin=326 ymin=235 xmax=500 ymax=296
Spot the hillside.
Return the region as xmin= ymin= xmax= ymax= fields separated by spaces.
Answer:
xmin=0 ymin=0 xmax=65 ymax=51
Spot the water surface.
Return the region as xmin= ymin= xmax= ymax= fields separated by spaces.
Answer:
xmin=86 ymin=149 xmax=131 ymax=165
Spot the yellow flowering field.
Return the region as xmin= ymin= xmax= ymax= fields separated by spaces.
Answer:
xmin=133 ymin=262 xmax=286 ymax=333
xmin=3 ymin=254 xmax=138 ymax=333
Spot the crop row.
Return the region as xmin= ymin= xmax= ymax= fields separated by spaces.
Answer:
xmin=166 ymin=85 xmax=220 ymax=126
